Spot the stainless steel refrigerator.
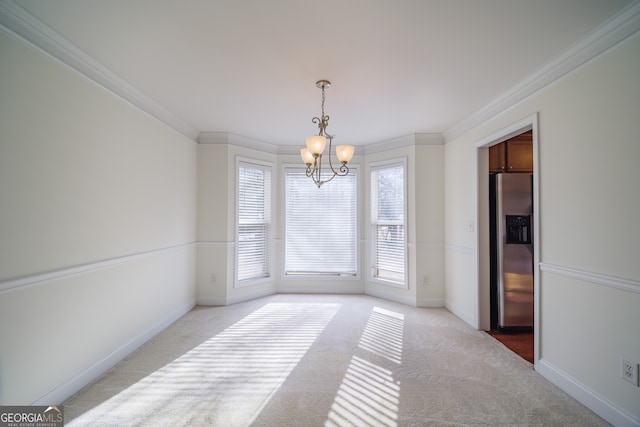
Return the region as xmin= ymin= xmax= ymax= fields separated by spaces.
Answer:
xmin=490 ymin=173 xmax=534 ymax=329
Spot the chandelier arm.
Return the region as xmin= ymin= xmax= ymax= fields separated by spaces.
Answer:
xmin=312 ymin=116 xmax=322 ymax=128
xmin=325 ymin=134 xmax=348 ymax=177
xmin=322 ymin=172 xmax=338 ymax=185
xmin=305 ymin=155 xmax=325 ymax=187
xmin=315 ymin=155 xmax=323 ymax=187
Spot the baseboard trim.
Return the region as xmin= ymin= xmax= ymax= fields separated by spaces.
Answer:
xmin=276 ymin=284 xmax=364 ymax=295
xmin=445 ymin=301 xmax=476 ymax=328
xmin=416 ymin=298 xmax=445 ymax=308
xmin=537 ymin=359 xmax=640 ymax=427
xmin=364 ymin=287 xmax=417 ymax=307
xmin=227 ymin=288 xmax=276 ymax=306
xmin=197 ymin=287 xmax=276 ymax=307
xmin=196 ymin=296 xmax=226 ymax=306
xmin=33 ymin=300 xmax=195 ymax=406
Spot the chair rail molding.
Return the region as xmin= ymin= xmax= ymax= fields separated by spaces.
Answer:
xmin=539 ymin=262 xmax=640 ymax=294
xmin=0 ymin=242 xmax=197 ymax=294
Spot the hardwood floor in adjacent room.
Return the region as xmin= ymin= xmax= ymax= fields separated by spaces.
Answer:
xmin=487 ymin=330 xmax=534 ymax=364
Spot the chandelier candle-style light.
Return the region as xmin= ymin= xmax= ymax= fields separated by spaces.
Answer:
xmin=300 ymin=80 xmax=355 ymax=188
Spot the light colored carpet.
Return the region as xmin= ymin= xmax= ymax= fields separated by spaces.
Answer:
xmin=64 ymin=294 xmax=608 ymax=426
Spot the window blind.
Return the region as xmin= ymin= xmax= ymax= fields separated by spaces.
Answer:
xmin=284 ymin=168 xmax=357 ymax=276
xmin=237 ymin=162 xmax=271 ymax=282
xmin=371 ymin=164 xmax=405 ymax=284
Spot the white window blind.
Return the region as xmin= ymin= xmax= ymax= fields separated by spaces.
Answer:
xmin=371 ymin=163 xmax=405 ymax=284
xmin=237 ymin=162 xmax=271 ymax=282
xmin=284 ymin=168 xmax=357 ymax=276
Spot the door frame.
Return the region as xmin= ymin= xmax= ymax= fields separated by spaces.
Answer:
xmin=474 ymin=113 xmax=540 ymax=367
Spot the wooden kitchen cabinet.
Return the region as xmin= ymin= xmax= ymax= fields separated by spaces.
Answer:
xmin=489 ymin=131 xmax=532 ymax=173
xmin=506 ymin=136 xmax=533 ymax=172
xmin=489 ymin=142 xmax=506 ymax=173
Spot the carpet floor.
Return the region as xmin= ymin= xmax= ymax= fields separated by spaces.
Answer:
xmin=63 ymin=294 xmax=607 ymax=426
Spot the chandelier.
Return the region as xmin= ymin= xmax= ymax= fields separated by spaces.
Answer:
xmin=300 ymin=80 xmax=355 ymax=188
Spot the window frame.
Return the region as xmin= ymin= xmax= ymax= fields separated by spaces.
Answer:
xmin=281 ymin=163 xmax=360 ymax=281
xmin=235 ymin=157 xmax=273 ymax=288
xmin=369 ymin=158 xmax=408 ymax=288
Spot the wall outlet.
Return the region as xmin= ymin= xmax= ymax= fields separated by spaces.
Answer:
xmin=210 ymin=274 xmax=216 ymax=284
xmin=621 ymin=357 xmax=639 ymax=386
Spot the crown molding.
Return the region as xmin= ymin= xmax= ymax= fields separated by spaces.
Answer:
xmin=415 ymin=133 xmax=445 ymax=146
xmin=443 ymin=0 xmax=640 ymax=143
xmin=365 ymin=134 xmax=415 ymax=154
xmin=278 ymin=145 xmax=305 ymax=156
xmin=0 ymin=0 xmax=199 ymax=141
xmin=364 ymin=133 xmax=443 ymax=155
xmin=196 ymin=132 xmax=230 ymax=145
xmin=207 ymin=134 xmax=443 ymax=157
xmin=277 ymin=144 xmax=367 ymax=157
xmin=198 ymin=132 xmax=279 ymax=154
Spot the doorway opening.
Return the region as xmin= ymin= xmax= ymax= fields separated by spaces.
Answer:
xmin=489 ymin=131 xmax=533 ymax=332
xmin=474 ymin=113 xmax=540 ymax=367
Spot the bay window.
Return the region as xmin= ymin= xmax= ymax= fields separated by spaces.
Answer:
xmin=236 ymin=160 xmax=272 ymax=284
xmin=370 ymin=160 xmax=406 ymax=286
xmin=284 ymin=167 xmax=358 ymax=276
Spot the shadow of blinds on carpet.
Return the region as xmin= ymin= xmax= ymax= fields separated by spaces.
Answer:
xmin=326 ymin=306 xmax=404 ymax=427
xmin=68 ymin=303 xmax=339 ymax=427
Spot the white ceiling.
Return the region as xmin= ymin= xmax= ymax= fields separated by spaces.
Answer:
xmin=9 ymin=0 xmax=637 ymax=146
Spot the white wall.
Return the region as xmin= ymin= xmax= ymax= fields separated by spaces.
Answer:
xmin=363 ymin=139 xmax=445 ymax=307
xmin=414 ymin=143 xmax=445 ymax=308
xmin=444 ymin=34 xmax=640 ymax=424
xmin=0 ymin=32 xmax=197 ymax=404
xmin=196 ymin=143 xmax=230 ymax=305
xmin=196 ymin=136 xmax=278 ymax=305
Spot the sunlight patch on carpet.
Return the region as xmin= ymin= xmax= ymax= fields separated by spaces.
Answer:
xmin=358 ymin=306 xmax=404 ymax=364
xmin=68 ymin=303 xmax=339 ymax=427
xmin=326 ymin=306 xmax=404 ymax=427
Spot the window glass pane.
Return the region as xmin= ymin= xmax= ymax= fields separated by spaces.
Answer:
xmin=285 ymin=168 xmax=357 ymax=276
xmin=237 ymin=163 xmax=271 ymax=282
xmin=371 ymin=164 xmax=405 ymax=284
